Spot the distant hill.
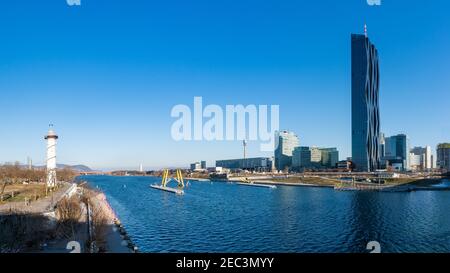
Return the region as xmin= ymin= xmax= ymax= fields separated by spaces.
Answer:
xmin=27 ymin=164 xmax=94 ymax=172
xmin=57 ymin=164 xmax=93 ymax=172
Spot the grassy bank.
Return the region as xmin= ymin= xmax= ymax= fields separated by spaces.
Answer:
xmin=253 ymin=176 xmax=444 ymax=189
xmin=256 ymin=176 xmax=340 ymax=187
xmin=383 ymin=178 xmax=443 ymax=187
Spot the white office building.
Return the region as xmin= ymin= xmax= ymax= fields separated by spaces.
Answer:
xmin=410 ymin=146 xmax=432 ymax=171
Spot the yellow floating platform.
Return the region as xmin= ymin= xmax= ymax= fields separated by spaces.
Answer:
xmin=150 ymin=184 xmax=184 ymax=195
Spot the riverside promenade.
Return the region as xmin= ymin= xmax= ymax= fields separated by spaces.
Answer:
xmin=0 ymin=182 xmax=74 ymax=215
xmin=0 ymin=182 xmax=133 ymax=253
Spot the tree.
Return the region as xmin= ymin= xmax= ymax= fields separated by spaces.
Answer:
xmin=0 ymin=166 xmax=11 ymax=196
xmin=57 ymin=167 xmax=77 ymax=182
xmin=0 ymin=164 xmax=46 ymax=196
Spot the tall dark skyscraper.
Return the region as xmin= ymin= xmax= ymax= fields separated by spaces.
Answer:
xmin=351 ymin=28 xmax=380 ymax=172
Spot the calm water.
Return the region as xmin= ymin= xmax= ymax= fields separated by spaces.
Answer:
xmin=81 ymin=175 xmax=450 ymax=253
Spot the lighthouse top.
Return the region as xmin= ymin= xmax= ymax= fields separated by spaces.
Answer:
xmin=45 ymin=124 xmax=59 ymax=140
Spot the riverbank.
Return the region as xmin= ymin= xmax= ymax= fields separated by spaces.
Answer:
xmin=84 ymin=188 xmax=137 ymax=253
xmin=230 ymin=176 xmax=339 ymax=188
xmin=0 ymin=181 xmax=138 ymax=253
xmin=1 ymin=183 xmax=83 ymax=253
xmin=231 ymin=176 xmax=449 ymax=192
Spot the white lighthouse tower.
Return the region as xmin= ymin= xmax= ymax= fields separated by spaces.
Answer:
xmin=45 ymin=125 xmax=58 ymax=190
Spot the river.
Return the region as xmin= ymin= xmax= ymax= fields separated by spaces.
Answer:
xmin=80 ymin=175 xmax=450 ymax=253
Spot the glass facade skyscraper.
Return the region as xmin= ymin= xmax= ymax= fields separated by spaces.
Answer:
xmin=274 ymin=130 xmax=300 ymax=171
xmin=385 ymin=134 xmax=410 ymax=171
xmin=320 ymin=148 xmax=339 ymax=168
xmin=351 ymin=33 xmax=381 ymax=172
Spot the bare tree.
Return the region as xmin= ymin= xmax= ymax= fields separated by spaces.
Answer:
xmin=57 ymin=167 xmax=77 ymax=183
xmin=55 ymin=196 xmax=83 ymax=240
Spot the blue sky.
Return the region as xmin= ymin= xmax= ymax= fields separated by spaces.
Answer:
xmin=0 ymin=0 xmax=449 ymax=170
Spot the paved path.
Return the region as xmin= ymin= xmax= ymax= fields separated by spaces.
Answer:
xmin=0 ymin=183 xmax=72 ymax=215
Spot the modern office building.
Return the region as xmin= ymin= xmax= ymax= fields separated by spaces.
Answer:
xmin=351 ymin=30 xmax=381 ymax=172
xmin=190 ymin=162 xmax=202 ymax=171
xmin=437 ymin=143 xmax=450 ymax=171
xmin=410 ymin=146 xmax=432 ymax=171
xmin=216 ymin=157 xmax=274 ymax=172
xmin=409 ymin=153 xmax=422 ymax=171
xmin=274 ymin=130 xmax=300 ymax=171
xmin=384 ymin=134 xmax=410 ymax=171
xmin=292 ymin=147 xmax=321 ymax=170
xmin=292 ymin=147 xmax=338 ymax=170
xmin=320 ymin=148 xmax=339 ymax=168
xmin=191 ymin=160 xmax=207 ymax=171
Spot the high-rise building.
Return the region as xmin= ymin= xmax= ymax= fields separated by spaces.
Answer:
xmin=409 ymin=153 xmax=422 ymax=171
xmin=437 ymin=143 xmax=450 ymax=171
xmin=191 ymin=160 xmax=207 ymax=171
xmin=292 ymin=147 xmax=339 ymax=170
xmin=351 ymin=29 xmax=381 ymax=172
xmin=292 ymin=147 xmax=321 ymax=170
xmin=190 ymin=162 xmax=201 ymax=171
xmin=424 ymin=146 xmax=432 ymax=169
xmin=274 ymin=130 xmax=300 ymax=171
xmin=410 ymin=146 xmax=432 ymax=171
xmin=320 ymin=148 xmax=339 ymax=168
xmin=384 ymin=134 xmax=410 ymax=171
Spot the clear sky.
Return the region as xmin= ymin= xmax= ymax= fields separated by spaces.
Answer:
xmin=0 ymin=0 xmax=449 ymax=170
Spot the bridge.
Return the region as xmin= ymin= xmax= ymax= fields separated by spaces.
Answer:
xmin=79 ymin=171 xmax=111 ymax=176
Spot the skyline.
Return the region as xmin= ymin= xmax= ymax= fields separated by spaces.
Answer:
xmin=1 ymin=1 xmax=450 ymax=170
